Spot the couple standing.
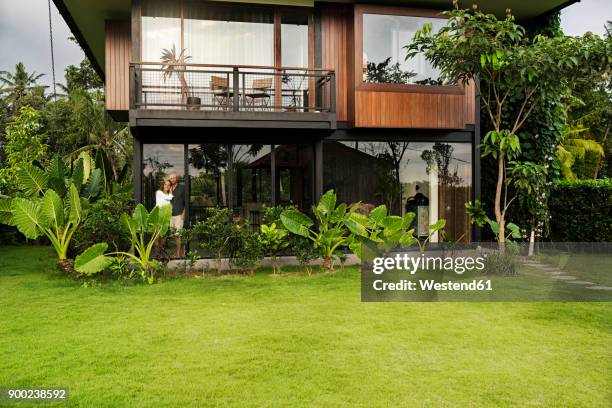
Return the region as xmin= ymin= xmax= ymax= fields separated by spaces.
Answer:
xmin=156 ymin=173 xmax=185 ymax=258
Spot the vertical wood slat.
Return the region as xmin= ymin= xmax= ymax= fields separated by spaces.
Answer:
xmin=320 ymin=4 xmax=352 ymax=122
xmin=105 ymin=20 xmax=131 ymax=112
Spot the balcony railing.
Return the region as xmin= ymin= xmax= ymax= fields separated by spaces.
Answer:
xmin=129 ymin=63 xmax=335 ymax=114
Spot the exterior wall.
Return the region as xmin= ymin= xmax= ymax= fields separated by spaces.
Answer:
xmin=105 ymin=20 xmax=131 ymax=116
xmin=320 ymin=3 xmax=354 ymax=123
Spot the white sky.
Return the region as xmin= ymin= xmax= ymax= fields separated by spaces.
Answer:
xmin=0 ymin=0 xmax=609 ymax=87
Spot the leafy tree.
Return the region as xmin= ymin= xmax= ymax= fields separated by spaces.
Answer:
xmin=405 ymin=2 xmax=612 ymax=243
xmin=61 ymin=59 xmax=103 ymax=93
xmin=0 ymin=106 xmax=48 ymax=194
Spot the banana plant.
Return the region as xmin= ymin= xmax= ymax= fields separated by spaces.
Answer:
xmin=75 ymin=204 xmax=172 ymax=283
xmin=281 ymin=190 xmax=352 ymax=271
xmin=10 ymin=183 xmax=84 ymax=271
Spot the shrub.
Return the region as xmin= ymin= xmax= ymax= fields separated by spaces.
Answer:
xmin=71 ymin=191 xmax=133 ymax=256
xmin=548 ymin=179 xmax=612 ymax=241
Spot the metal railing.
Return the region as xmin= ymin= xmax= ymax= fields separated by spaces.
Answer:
xmin=130 ymin=63 xmax=335 ymax=114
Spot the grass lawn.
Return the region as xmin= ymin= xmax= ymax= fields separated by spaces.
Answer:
xmin=0 ymin=245 xmax=610 ymax=407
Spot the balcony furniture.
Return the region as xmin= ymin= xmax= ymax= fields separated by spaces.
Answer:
xmin=210 ymin=75 xmax=233 ymax=111
xmin=244 ymin=78 xmax=272 ymax=111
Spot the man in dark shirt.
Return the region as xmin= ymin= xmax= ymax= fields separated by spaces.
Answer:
xmin=169 ymin=173 xmax=185 ymax=258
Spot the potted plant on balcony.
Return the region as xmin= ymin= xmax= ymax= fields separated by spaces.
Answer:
xmin=160 ymin=45 xmax=201 ymax=110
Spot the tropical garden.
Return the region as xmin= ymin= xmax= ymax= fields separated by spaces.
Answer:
xmin=0 ymin=3 xmax=611 ymax=406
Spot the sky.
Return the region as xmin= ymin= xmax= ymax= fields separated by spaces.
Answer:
xmin=0 ymin=0 xmax=610 ymax=88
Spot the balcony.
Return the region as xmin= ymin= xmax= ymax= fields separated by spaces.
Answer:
xmin=129 ymin=63 xmax=336 ymax=130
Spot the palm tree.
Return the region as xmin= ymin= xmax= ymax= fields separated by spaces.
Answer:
xmin=63 ymin=89 xmax=131 ymax=183
xmin=0 ymin=63 xmax=46 ymax=102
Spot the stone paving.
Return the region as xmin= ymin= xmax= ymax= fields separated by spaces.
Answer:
xmin=521 ymin=259 xmax=611 ymax=290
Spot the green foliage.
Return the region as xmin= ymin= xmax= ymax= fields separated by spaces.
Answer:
xmin=405 ymin=2 xmax=611 ymax=243
xmin=191 ymin=207 xmax=233 ymax=261
xmin=366 ymin=57 xmax=416 ymax=84
xmin=10 ymin=183 xmax=83 ymax=262
xmin=78 ymin=204 xmax=172 ymax=283
xmin=281 ymin=190 xmax=353 ymax=270
xmin=71 ymin=190 xmax=133 ymax=256
xmin=258 ymin=223 xmax=289 ymax=273
xmin=74 ymin=243 xmax=113 ymax=276
xmin=466 ymin=200 xmax=521 ymax=241
xmin=549 ymin=179 xmax=612 ymax=241
xmin=0 ymin=106 xmax=48 ymax=194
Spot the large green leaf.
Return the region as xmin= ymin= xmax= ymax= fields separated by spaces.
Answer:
xmin=0 ymin=199 xmax=15 ymax=226
xmin=11 ymin=198 xmax=42 ymax=239
xmin=83 ymin=168 xmax=102 ymax=199
xmin=17 ymin=163 xmax=48 ymax=197
xmin=75 ymin=243 xmax=113 ymax=275
xmin=68 ymin=184 xmax=82 ymax=224
xmin=77 ymin=151 xmax=93 ymax=184
xmin=402 ymin=212 xmax=416 ymax=229
xmin=71 ymin=158 xmax=84 ymax=189
xmin=381 ymin=216 xmax=404 ymax=236
xmin=330 ymin=203 xmax=347 ymax=223
xmin=40 ymin=189 xmax=64 ymax=229
xmin=317 ymin=190 xmax=336 ymax=215
xmin=95 ymin=148 xmax=113 ymax=191
xmin=368 ymin=205 xmax=387 ymax=224
xmin=344 ymin=215 xmax=369 ymax=238
xmin=280 ymin=210 xmax=313 ymax=238
xmin=157 ymin=204 xmax=172 ymax=235
xmin=47 ymin=155 xmax=67 ymax=197
xmin=132 ymin=204 xmax=148 ymax=231
xmin=147 ymin=206 xmax=160 ymax=233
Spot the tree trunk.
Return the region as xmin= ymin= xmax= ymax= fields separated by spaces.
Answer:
xmin=495 ymin=154 xmax=505 ymax=250
xmin=322 ymin=255 xmax=334 ymax=271
xmin=58 ymin=259 xmax=75 ymax=274
xmin=528 ymin=219 xmax=536 ymax=257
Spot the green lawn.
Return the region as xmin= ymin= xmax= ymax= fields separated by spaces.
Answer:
xmin=0 ymin=246 xmax=610 ymax=407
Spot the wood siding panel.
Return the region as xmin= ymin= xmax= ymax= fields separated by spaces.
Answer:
xmin=464 ymin=79 xmax=476 ymax=125
xmin=355 ymin=91 xmax=467 ymax=129
xmin=105 ymin=20 xmax=131 ymax=112
xmin=320 ymin=4 xmax=352 ymax=122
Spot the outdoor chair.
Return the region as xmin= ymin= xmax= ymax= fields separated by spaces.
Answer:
xmin=210 ymin=75 xmax=233 ymax=111
xmin=245 ymin=78 xmax=272 ymax=111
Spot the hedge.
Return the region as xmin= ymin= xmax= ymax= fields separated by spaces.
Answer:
xmin=548 ymin=179 xmax=612 ymax=242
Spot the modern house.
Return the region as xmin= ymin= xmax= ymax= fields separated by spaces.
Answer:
xmin=54 ymin=0 xmax=577 ymax=242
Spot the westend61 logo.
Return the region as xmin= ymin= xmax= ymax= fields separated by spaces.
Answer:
xmin=372 ymin=253 xmax=487 ymax=275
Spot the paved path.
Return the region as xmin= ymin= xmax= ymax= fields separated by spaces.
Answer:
xmin=520 ymin=259 xmax=612 ymax=291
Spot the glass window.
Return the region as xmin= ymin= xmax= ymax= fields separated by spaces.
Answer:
xmin=274 ymin=144 xmax=313 ymax=212
xmin=363 ymin=13 xmax=446 ymax=85
xmin=188 ymin=144 xmax=229 ymax=223
xmin=324 ymin=141 xmax=472 ymax=242
xmin=184 ymin=2 xmax=274 ymax=66
xmin=232 ymin=145 xmax=272 ymax=229
xmin=142 ymin=144 xmax=185 ymax=211
xmin=281 ymin=13 xmax=309 ymax=68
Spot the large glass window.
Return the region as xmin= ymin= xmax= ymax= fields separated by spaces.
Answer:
xmin=324 ymin=141 xmax=472 ymax=241
xmin=142 ymin=144 xmax=185 ymax=211
xmin=188 ymin=144 xmax=229 ymax=223
xmin=274 ymin=144 xmax=313 ymax=212
xmin=184 ymin=3 xmax=274 ymax=66
xmin=363 ymin=13 xmax=446 ymax=85
xmin=232 ymin=145 xmax=272 ymax=229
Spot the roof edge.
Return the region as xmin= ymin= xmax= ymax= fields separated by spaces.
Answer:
xmin=52 ymin=0 xmax=105 ymax=82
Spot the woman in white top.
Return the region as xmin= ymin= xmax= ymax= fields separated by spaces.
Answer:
xmin=155 ymin=179 xmax=173 ymax=208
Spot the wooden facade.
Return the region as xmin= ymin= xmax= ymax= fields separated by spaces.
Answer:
xmin=106 ymin=1 xmax=477 ymax=130
xmin=104 ymin=20 xmax=131 ymax=118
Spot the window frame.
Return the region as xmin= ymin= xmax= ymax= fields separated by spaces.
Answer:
xmin=354 ymin=4 xmax=464 ymax=95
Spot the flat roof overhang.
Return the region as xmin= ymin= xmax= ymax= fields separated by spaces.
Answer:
xmin=54 ymin=0 xmax=578 ymax=81
xmin=129 ymin=109 xmax=337 ymax=130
